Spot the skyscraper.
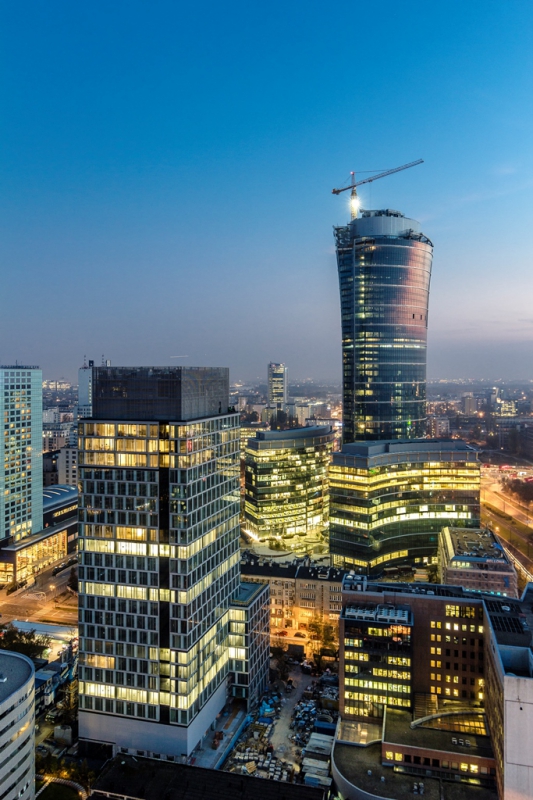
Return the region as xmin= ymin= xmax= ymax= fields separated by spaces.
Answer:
xmin=0 ymin=366 xmax=43 ymax=543
xmin=267 ymin=362 xmax=288 ymax=408
xmin=334 ymin=209 xmax=433 ymax=443
xmin=77 ymin=366 xmax=267 ymax=758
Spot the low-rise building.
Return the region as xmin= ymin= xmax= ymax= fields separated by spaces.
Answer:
xmin=241 ymin=557 xmax=346 ymax=650
xmin=438 ymin=526 xmax=518 ymax=598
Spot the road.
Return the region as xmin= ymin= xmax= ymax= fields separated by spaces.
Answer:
xmin=0 ymin=561 xmax=78 ymax=627
xmin=480 ymin=477 xmax=533 ymax=582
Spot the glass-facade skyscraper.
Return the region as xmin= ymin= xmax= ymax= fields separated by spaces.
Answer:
xmin=0 ymin=366 xmax=43 ymax=543
xmin=77 ymin=366 xmax=248 ymax=758
xmin=267 ymin=362 xmax=288 ymax=408
xmin=334 ymin=209 xmax=433 ymax=443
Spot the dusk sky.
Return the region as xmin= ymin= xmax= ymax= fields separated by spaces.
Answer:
xmin=1 ymin=2 xmax=532 ymax=383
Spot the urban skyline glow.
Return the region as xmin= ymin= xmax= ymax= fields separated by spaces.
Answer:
xmin=1 ymin=3 xmax=532 ymax=382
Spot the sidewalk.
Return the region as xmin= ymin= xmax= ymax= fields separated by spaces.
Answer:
xmin=189 ymin=703 xmax=249 ymax=770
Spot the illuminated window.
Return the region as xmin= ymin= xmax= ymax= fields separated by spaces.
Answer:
xmin=385 ymin=751 xmax=393 ymax=761
xmin=394 ymin=753 xmax=402 ymax=762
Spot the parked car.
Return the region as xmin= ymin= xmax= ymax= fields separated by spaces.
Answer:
xmin=294 ymin=632 xmax=306 ymax=638
xmin=278 ymin=630 xmax=288 ymax=637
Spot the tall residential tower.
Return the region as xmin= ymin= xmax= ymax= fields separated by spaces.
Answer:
xmin=334 ymin=209 xmax=433 ymax=443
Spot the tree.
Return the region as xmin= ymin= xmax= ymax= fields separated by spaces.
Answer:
xmin=270 ymin=637 xmax=289 ymax=681
xmin=0 ymin=623 xmax=50 ymax=659
xmin=307 ymin=614 xmax=338 ymax=655
xmin=67 ymin=567 xmax=78 ymax=592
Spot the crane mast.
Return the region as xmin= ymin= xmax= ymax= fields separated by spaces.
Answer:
xmin=333 ymin=159 xmax=424 ymax=219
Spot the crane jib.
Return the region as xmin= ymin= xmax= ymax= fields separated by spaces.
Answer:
xmin=332 ymin=159 xmax=424 ymax=195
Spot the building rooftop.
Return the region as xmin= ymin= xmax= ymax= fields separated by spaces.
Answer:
xmin=241 ymin=556 xmax=347 ymax=584
xmin=91 ymin=366 xmax=230 ymax=422
xmin=443 ymin=527 xmax=511 ymax=568
xmin=333 ymin=741 xmax=496 ymax=800
xmin=92 ymin=756 xmax=324 ymax=800
xmin=332 ymin=438 xmax=478 ymax=467
xmin=0 ymin=651 xmax=34 ymax=706
xmin=246 ymin=425 xmax=333 ymax=450
xmin=230 ymin=581 xmax=267 ymax=606
xmin=43 ymin=484 xmax=78 ymax=511
xmin=342 ymin=603 xmax=413 ymax=626
xmin=384 ymin=709 xmax=494 ymax=760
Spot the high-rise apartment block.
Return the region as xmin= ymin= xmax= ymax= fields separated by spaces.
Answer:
xmin=78 ymin=366 xmax=267 ymax=758
xmin=334 ymin=210 xmax=433 ymax=443
xmin=244 ymin=426 xmax=334 ymax=550
xmin=267 ymin=362 xmax=288 ymax=408
xmin=0 ymin=366 xmax=43 ymax=542
xmin=329 ymin=439 xmax=480 ymax=573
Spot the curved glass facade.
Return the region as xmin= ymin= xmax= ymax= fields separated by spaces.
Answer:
xmin=329 ymin=439 xmax=480 ymax=575
xmin=335 ymin=210 xmax=433 ymax=443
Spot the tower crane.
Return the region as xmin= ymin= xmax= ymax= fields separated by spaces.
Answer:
xmin=332 ymin=158 xmax=423 ymax=219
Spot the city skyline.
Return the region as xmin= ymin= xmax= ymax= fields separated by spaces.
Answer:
xmin=1 ymin=3 xmax=532 ymax=383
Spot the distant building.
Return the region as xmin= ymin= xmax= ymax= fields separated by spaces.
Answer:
xmin=427 ymin=415 xmax=450 ymax=437
xmin=267 ymin=362 xmax=288 ymax=408
xmin=329 ymin=439 xmax=480 ymax=574
xmin=438 ymin=527 xmax=518 ymax=598
xmin=0 ymin=651 xmax=35 ymax=800
xmin=43 ymin=450 xmax=59 ymax=487
xmin=462 ymin=393 xmax=477 ymax=415
xmin=57 ymin=446 xmax=78 ymax=486
xmin=334 ymin=209 xmax=433 ymax=443
xmin=244 ymin=426 xmax=334 ymax=550
xmin=0 ymin=366 xmax=43 ymax=543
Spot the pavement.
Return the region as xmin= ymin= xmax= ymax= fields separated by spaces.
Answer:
xmin=269 ymin=665 xmax=311 ymax=769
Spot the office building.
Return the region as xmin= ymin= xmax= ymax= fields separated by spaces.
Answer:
xmin=0 ymin=650 xmax=35 ymax=800
xmin=333 ymin=575 xmax=496 ymax=799
xmin=77 ymin=366 xmax=262 ymax=759
xmin=329 ymin=439 xmax=480 ymax=574
xmin=438 ymin=526 xmax=518 ymax=598
xmin=267 ymin=362 xmax=288 ymax=408
xmin=334 ymin=209 xmax=433 ymax=443
xmin=0 ymin=366 xmax=43 ymax=543
xmin=228 ymin=581 xmax=270 ymax=709
xmin=244 ymin=426 xmax=334 ymax=550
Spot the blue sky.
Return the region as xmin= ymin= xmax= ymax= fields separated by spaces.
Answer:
xmin=1 ymin=1 xmax=532 ymax=382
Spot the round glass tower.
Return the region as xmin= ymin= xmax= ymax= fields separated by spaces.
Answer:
xmin=335 ymin=209 xmax=433 ymax=443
